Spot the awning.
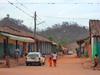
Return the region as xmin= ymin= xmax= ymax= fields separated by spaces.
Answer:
xmin=0 ymin=32 xmax=35 ymax=43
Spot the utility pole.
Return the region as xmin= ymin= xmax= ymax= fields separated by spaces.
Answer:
xmin=34 ymin=11 xmax=38 ymax=52
xmin=33 ymin=11 xmax=45 ymax=52
xmin=89 ymin=20 xmax=91 ymax=44
xmin=34 ymin=11 xmax=36 ymax=37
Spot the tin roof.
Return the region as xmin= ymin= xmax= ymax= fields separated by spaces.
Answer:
xmin=0 ymin=26 xmax=51 ymax=43
xmin=0 ymin=32 xmax=35 ymax=42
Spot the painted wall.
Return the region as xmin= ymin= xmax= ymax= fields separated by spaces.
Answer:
xmin=0 ymin=43 xmax=3 ymax=58
xmin=92 ymin=37 xmax=100 ymax=62
xmin=37 ymin=42 xmax=52 ymax=55
xmin=84 ymin=42 xmax=92 ymax=57
xmin=0 ymin=34 xmax=52 ymax=58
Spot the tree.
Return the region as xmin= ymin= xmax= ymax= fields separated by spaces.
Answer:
xmin=48 ymin=36 xmax=54 ymax=41
xmin=39 ymin=21 xmax=88 ymax=45
xmin=0 ymin=15 xmax=33 ymax=33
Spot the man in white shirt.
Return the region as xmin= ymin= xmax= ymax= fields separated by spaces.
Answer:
xmin=52 ymin=52 xmax=57 ymax=67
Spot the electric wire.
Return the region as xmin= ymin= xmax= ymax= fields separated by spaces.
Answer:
xmin=7 ymin=0 xmax=33 ymax=18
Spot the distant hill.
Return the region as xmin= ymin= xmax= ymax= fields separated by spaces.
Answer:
xmin=38 ymin=22 xmax=89 ymax=45
xmin=0 ymin=16 xmax=89 ymax=45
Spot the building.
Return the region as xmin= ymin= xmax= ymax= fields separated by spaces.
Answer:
xmin=0 ymin=16 xmax=54 ymax=59
xmin=89 ymin=20 xmax=100 ymax=62
xmin=77 ymin=37 xmax=91 ymax=57
xmin=0 ymin=26 xmax=35 ymax=58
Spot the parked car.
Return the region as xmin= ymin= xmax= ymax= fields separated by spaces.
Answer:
xmin=26 ymin=52 xmax=45 ymax=66
xmin=66 ymin=50 xmax=74 ymax=55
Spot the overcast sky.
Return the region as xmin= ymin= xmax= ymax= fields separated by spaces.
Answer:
xmin=0 ymin=0 xmax=100 ymax=30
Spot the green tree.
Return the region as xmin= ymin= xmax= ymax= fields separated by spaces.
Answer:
xmin=48 ymin=36 xmax=54 ymax=41
xmin=58 ymin=38 xmax=67 ymax=46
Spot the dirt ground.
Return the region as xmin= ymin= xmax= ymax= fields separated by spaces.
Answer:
xmin=0 ymin=55 xmax=100 ymax=75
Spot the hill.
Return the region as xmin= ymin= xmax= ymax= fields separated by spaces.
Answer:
xmin=39 ymin=22 xmax=89 ymax=45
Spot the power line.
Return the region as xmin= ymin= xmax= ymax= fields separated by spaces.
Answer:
xmin=15 ymin=0 xmax=28 ymax=9
xmin=40 ymin=16 xmax=99 ymax=19
xmin=15 ymin=0 xmax=45 ymax=26
xmin=37 ymin=21 xmax=45 ymax=25
xmin=1 ymin=2 xmax=100 ymax=5
xmin=10 ymin=1 xmax=45 ymax=31
xmin=4 ymin=0 xmax=100 ymax=21
xmin=5 ymin=0 xmax=100 ymax=27
xmin=15 ymin=0 xmax=34 ymax=14
xmin=15 ymin=0 xmax=44 ymax=22
xmin=7 ymin=0 xmax=33 ymax=18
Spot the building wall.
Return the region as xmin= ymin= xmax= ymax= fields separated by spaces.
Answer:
xmin=8 ymin=39 xmax=16 ymax=57
xmin=37 ymin=42 xmax=52 ymax=55
xmin=0 ymin=43 xmax=3 ymax=58
xmin=96 ymin=39 xmax=100 ymax=63
xmin=92 ymin=37 xmax=97 ymax=59
xmin=0 ymin=34 xmax=32 ymax=58
xmin=84 ymin=42 xmax=92 ymax=57
xmin=0 ymin=34 xmax=52 ymax=58
xmin=92 ymin=37 xmax=100 ymax=62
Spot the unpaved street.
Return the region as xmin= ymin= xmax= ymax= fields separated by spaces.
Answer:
xmin=0 ymin=55 xmax=100 ymax=75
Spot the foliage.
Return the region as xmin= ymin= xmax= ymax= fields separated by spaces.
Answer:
xmin=39 ymin=21 xmax=89 ymax=45
xmin=47 ymin=36 xmax=54 ymax=41
xmin=0 ymin=16 xmax=33 ymax=33
xmin=57 ymin=38 xmax=67 ymax=46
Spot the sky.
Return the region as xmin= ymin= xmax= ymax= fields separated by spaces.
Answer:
xmin=0 ymin=0 xmax=100 ymax=30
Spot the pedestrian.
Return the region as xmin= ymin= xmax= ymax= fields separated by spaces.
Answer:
xmin=15 ymin=48 xmax=20 ymax=63
xmin=75 ymin=48 xmax=79 ymax=57
xmin=48 ymin=54 xmax=52 ymax=67
xmin=5 ymin=55 xmax=10 ymax=68
xmin=52 ymin=52 xmax=57 ymax=67
xmin=93 ymin=54 xmax=99 ymax=70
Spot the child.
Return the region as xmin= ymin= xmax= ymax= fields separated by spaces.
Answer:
xmin=48 ymin=55 xmax=52 ymax=67
xmin=93 ymin=54 xmax=99 ymax=70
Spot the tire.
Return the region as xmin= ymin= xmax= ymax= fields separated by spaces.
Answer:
xmin=26 ymin=62 xmax=29 ymax=66
xmin=43 ymin=62 xmax=45 ymax=65
xmin=38 ymin=62 xmax=42 ymax=66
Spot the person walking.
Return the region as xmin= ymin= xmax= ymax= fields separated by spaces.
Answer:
xmin=5 ymin=55 xmax=10 ymax=68
xmin=93 ymin=54 xmax=99 ymax=70
xmin=52 ymin=52 xmax=57 ymax=67
xmin=15 ymin=48 xmax=20 ymax=64
xmin=48 ymin=54 xmax=52 ymax=67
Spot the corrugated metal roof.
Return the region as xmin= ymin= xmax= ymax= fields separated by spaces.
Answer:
xmin=0 ymin=32 xmax=35 ymax=42
xmin=0 ymin=26 xmax=51 ymax=43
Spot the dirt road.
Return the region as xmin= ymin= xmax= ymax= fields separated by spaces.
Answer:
xmin=0 ymin=55 xmax=100 ymax=75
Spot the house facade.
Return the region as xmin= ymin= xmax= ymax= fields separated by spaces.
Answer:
xmin=0 ymin=26 xmax=35 ymax=58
